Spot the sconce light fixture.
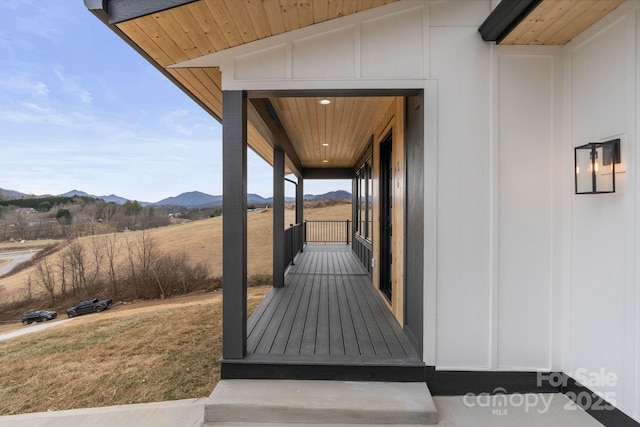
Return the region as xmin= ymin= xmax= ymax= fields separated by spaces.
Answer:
xmin=575 ymin=139 xmax=620 ymax=194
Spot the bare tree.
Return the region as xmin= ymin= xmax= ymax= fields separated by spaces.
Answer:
xmin=33 ymin=258 xmax=57 ymax=305
xmin=6 ymin=208 xmax=29 ymax=241
xmin=137 ymin=230 xmax=156 ymax=284
xmin=102 ymin=233 xmax=120 ymax=296
xmin=97 ymin=201 xmax=119 ymax=231
xmin=89 ymin=236 xmax=104 ymax=283
xmin=24 ymin=275 xmax=33 ymax=303
xmin=57 ymin=252 xmax=68 ymax=298
xmin=64 ymin=240 xmax=88 ymax=295
xmin=124 ymin=233 xmax=140 ymax=297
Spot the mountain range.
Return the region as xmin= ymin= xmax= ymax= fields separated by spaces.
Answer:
xmin=0 ymin=188 xmax=351 ymax=209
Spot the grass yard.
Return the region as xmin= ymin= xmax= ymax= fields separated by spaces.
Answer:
xmin=0 ymin=286 xmax=269 ymax=415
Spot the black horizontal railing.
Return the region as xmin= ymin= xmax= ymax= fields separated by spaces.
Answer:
xmin=305 ymin=220 xmax=351 ymax=244
xmin=282 ymin=220 xmax=352 ymax=270
xmin=284 ymin=222 xmax=305 ymax=269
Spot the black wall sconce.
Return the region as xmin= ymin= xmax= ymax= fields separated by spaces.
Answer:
xmin=575 ymin=139 xmax=621 ymax=194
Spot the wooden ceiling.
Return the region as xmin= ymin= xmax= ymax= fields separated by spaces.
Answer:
xmin=116 ymin=0 xmax=397 ymax=67
xmin=113 ymin=0 xmax=398 ymax=171
xmin=500 ymin=0 xmax=625 ymax=45
xmin=102 ymin=0 xmax=625 ymax=172
xmin=272 ymin=97 xmax=395 ymax=168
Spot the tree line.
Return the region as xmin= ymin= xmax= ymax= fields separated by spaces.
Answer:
xmin=0 ymin=230 xmax=216 ymax=321
xmin=0 ymin=197 xmax=169 ymax=242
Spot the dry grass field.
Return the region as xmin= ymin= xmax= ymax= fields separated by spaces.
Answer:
xmin=0 ymin=202 xmax=351 ymax=302
xmin=0 ymin=201 xmax=350 ymax=415
xmin=0 ymin=286 xmax=270 ymax=415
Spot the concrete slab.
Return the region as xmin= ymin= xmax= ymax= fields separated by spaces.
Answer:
xmin=0 ymin=398 xmax=206 ymax=427
xmin=204 ymin=380 xmax=438 ymax=425
xmin=432 ymin=394 xmax=604 ymax=427
xmin=0 ymin=392 xmax=606 ymax=427
xmin=204 ymin=393 xmax=604 ymax=427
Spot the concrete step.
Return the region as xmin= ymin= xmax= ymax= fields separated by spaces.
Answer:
xmin=203 ymin=380 xmax=438 ymax=425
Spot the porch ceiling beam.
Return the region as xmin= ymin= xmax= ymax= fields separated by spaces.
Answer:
xmin=248 ymin=89 xmax=422 ymax=98
xmin=303 ymin=168 xmax=355 ymax=180
xmin=478 ymin=0 xmax=543 ymax=44
xmin=85 ymin=0 xmax=199 ymax=25
xmin=248 ymin=98 xmax=303 ymax=179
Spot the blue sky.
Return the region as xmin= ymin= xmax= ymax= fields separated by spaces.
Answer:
xmin=0 ymin=1 xmax=349 ymax=202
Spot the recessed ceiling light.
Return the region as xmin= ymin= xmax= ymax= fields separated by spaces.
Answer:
xmin=322 ymin=159 xmax=329 ymax=163
xmin=319 ymin=98 xmax=331 ymax=105
xmin=322 ymin=143 xmax=329 ymax=147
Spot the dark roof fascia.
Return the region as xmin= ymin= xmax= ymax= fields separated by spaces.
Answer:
xmin=84 ymin=0 xmax=200 ymax=25
xmin=478 ymin=0 xmax=543 ymax=44
xmin=303 ymin=168 xmax=355 ymax=180
xmin=83 ymin=0 xmax=222 ymax=123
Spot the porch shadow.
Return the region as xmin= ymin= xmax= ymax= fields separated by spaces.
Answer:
xmin=221 ymin=244 xmax=425 ymax=381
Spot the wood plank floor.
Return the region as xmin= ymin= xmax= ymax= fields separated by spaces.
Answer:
xmin=245 ymin=244 xmax=421 ymax=366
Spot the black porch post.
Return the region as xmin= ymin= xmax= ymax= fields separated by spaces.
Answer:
xmin=296 ymin=176 xmax=304 ymax=225
xmin=222 ymin=90 xmax=247 ymax=359
xmin=273 ymin=147 xmax=285 ymax=288
xmin=352 ymin=177 xmax=358 ymax=245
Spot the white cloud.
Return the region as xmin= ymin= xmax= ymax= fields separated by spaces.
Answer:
xmin=0 ymin=73 xmax=49 ymax=96
xmin=161 ymin=109 xmax=193 ymax=136
xmin=53 ymin=67 xmax=93 ymax=104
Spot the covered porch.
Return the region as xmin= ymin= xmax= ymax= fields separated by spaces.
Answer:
xmin=219 ymin=89 xmax=425 ymax=382
xmin=221 ymin=244 xmax=424 ymax=381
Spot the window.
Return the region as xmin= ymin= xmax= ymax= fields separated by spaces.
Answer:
xmin=356 ymin=158 xmax=373 ymax=242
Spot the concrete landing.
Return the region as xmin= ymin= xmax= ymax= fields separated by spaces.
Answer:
xmin=204 ymin=380 xmax=438 ymax=425
xmin=0 ymin=398 xmax=206 ymax=427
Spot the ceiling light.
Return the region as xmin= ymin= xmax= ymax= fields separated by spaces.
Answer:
xmin=322 ymin=143 xmax=329 ymax=147
xmin=322 ymin=159 xmax=329 ymax=163
xmin=319 ymin=98 xmax=331 ymax=105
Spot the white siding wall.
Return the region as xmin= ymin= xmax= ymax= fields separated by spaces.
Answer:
xmin=563 ymin=2 xmax=640 ymax=421
xmin=429 ymin=2 xmax=562 ymax=372
xmin=430 ymin=25 xmax=493 ymax=369
xmin=182 ymin=0 xmax=640 ymax=420
xmin=496 ymin=52 xmax=560 ymax=370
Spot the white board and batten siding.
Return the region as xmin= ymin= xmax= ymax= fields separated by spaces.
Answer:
xmin=172 ymin=0 xmax=640 ymax=421
xmin=170 ymin=1 xmax=428 ymax=89
xmin=563 ymin=2 xmax=640 ymax=420
xmin=430 ymin=0 xmax=564 ymax=373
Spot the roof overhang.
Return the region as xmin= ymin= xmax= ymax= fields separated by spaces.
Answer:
xmin=84 ymin=0 xmax=401 ymax=175
xmin=479 ymin=0 xmax=626 ymax=45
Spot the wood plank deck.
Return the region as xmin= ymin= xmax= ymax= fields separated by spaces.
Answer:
xmin=221 ymin=244 xmax=425 ymax=382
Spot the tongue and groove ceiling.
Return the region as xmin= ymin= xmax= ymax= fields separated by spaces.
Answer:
xmin=90 ymin=0 xmax=625 ymax=171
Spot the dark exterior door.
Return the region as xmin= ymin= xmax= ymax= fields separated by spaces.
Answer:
xmin=380 ymin=132 xmax=393 ymax=302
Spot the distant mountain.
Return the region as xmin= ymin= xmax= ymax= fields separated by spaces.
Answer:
xmin=304 ymin=190 xmax=351 ymax=201
xmin=1 ymin=187 xmax=351 ymax=208
xmin=59 ymin=189 xmax=91 ymax=198
xmin=246 ymin=193 xmax=268 ymax=206
xmin=248 ymin=194 xmax=296 ymax=206
xmin=0 ymin=188 xmax=30 ymax=199
xmin=154 ymin=191 xmax=222 ymax=208
xmin=60 ymin=190 xmax=138 ymax=205
xmin=101 ymin=194 xmax=130 ymax=204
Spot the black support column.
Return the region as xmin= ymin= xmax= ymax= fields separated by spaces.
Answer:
xmin=296 ymin=176 xmax=304 ymax=225
xmin=222 ymin=90 xmax=247 ymax=359
xmin=273 ymin=148 xmax=285 ymax=288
